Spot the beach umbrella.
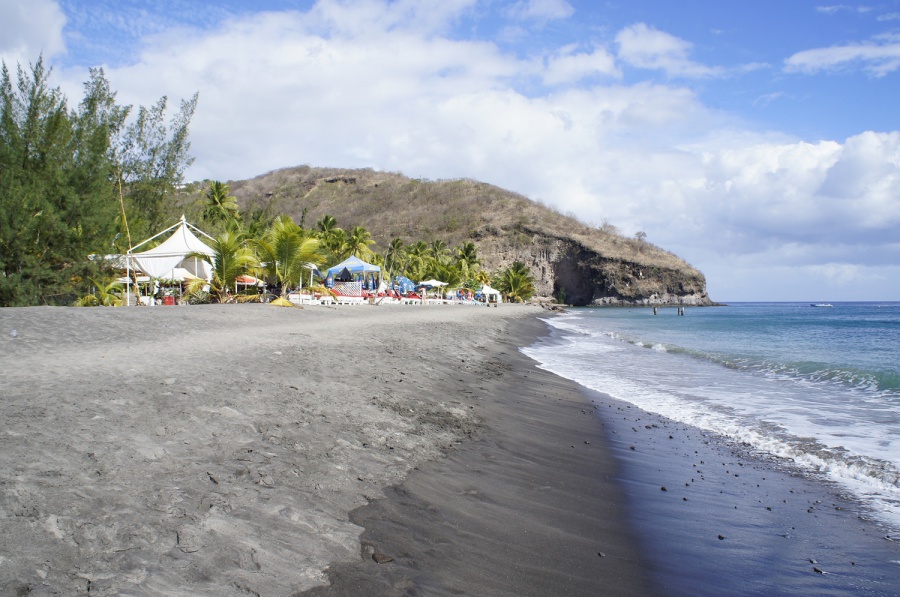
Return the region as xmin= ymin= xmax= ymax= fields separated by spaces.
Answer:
xmin=417 ymin=279 xmax=447 ymax=299
xmin=302 ymin=262 xmax=324 ymax=287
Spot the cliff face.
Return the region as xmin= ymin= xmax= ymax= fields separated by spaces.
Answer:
xmin=475 ymin=229 xmax=713 ymax=306
xmin=218 ymin=166 xmax=715 ymax=307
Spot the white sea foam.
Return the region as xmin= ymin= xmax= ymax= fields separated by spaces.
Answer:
xmin=525 ymin=312 xmax=900 ymax=531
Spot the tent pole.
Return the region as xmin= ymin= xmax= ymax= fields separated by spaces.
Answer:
xmin=126 ymin=254 xmax=131 ymax=306
xmin=128 ymin=219 xmax=181 ymax=253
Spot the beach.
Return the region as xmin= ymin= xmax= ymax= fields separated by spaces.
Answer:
xmin=0 ymin=303 xmax=651 ymax=596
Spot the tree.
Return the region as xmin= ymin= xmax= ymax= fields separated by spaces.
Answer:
xmin=255 ymin=215 xmax=321 ymax=296
xmin=74 ymin=278 xmax=124 ymax=307
xmin=114 ymin=91 xmax=198 ymax=240
xmin=495 ymin=261 xmax=535 ymax=302
xmin=383 ymin=237 xmax=405 ymax=280
xmin=404 ymin=240 xmax=430 ymax=282
xmin=474 ymin=270 xmax=491 ymax=286
xmin=0 ymin=57 xmax=197 ymax=306
xmin=202 ymin=180 xmax=240 ymax=228
xmin=429 ymin=239 xmax=449 ymax=264
xmin=187 ymin=230 xmax=257 ymax=303
xmin=454 ymin=241 xmax=480 ymax=281
xmin=0 ymin=58 xmax=121 ymax=306
xmin=316 ymin=214 xmax=337 ymax=236
xmin=345 ymin=225 xmax=376 ymax=261
xmin=315 ymin=214 xmax=347 ymax=257
xmin=424 ymin=260 xmax=461 ymax=289
xmin=325 ymin=228 xmax=347 ymax=259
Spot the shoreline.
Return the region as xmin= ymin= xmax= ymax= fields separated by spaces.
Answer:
xmin=302 ymin=314 xmax=656 ymax=596
xmin=1 ymin=303 xmax=656 ymax=595
xmin=527 ymin=319 xmax=900 ymax=596
xmin=593 ymin=386 xmax=900 ymax=596
xmin=6 ymin=304 xmax=893 ymax=594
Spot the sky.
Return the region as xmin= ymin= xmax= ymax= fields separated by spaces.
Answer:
xmin=2 ymin=0 xmax=900 ymax=301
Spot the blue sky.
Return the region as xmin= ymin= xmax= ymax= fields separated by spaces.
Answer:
xmin=3 ymin=0 xmax=900 ymax=301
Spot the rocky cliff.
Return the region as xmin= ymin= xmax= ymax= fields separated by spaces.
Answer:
xmin=473 ymin=227 xmax=712 ymax=306
xmin=217 ymin=166 xmax=714 ymax=307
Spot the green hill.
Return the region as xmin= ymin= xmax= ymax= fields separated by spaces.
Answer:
xmin=216 ymin=166 xmax=712 ymax=306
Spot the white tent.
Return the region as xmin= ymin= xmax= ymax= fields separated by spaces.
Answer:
xmin=418 ymin=279 xmax=447 ymax=288
xmin=126 ymin=216 xmax=215 ymax=305
xmin=480 ymin=284 xmax=502 ymax=303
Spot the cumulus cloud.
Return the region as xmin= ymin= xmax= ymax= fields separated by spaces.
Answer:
xmin=35 ymin=1 xmax=900 ymax=299
xmin=785 ymin=33 xmax=900 ymax=76
xmin=0 ymin=0 xmax=67 ymax=67
xmin=542 ymin=44 xmax=620 ymax=84
xmin=615 ymin=23 xmax=725 ymax=78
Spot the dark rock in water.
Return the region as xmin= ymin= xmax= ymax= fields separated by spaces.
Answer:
xmin=373 ymin=552 xmax=394 ymax=564
xmin=660 ymin=486 xmax=667 ymax=491
xmin=718 ymin=535 xmax=726 ymax=540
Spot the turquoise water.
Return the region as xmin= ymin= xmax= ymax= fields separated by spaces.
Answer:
xmin=522 ymin=302 xmax=900 ymax=531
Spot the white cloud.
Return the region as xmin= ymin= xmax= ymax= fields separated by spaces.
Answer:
xmin=506 ymin=0 xmax=574 ymax=21
xmin=0 ymin=0 xmax=67 ymax=67
xmin=816 ymin=4 xmax=874 ymax=14
xmin=785 ymin=34 xmax=900 ymax=76
xmin=542 ymin=44 xmax=620 ymax=84
xmin=39 ymin=1 xmax=900 ymax=300
xmin=615 ymin=23 xmax=725 ymax=78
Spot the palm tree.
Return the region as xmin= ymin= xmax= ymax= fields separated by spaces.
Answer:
xmin=202 ymin=181 xmax=241 ymax=227
xmin=429 ymin=239 xmax=450 ymax=264
xmin=404 ymin=240 xmax=430 ymax=282
xmin=345 ymin=225 xmax=376 ymax=261
xmin=255 ymin=215 xmax=321 ymax=296
xmin=188 ymin=230 xmax=257 ymax=303
xmin=74 ymin=278 xmax=124 ymax=307
xmin=326 ymin=228 xmax=347 ymax=259
xmin=455 ymin=241 xmax=480 ymax=281
xmin=474 ymin=270 xmax=491 ymax=286
xmin=384 ymin=237 xmax=405 ymax=281
xmin=316 ymin=214 xmax=337 ymax=237
xmin=495 ymin=261 xmax=535 ymax=303
xmin=425 ymin=261 xmax=462 ymax=289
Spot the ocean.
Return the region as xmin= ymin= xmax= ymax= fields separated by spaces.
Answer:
xmin=522 ymin=302 xmax=900 ymax=534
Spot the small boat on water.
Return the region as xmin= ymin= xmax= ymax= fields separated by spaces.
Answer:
xmin=811 ymin=303 xmax=833 ymax=308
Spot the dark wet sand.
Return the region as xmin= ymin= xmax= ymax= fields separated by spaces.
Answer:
xmin=304 ymin=314 xmax=900 ymax=597
xmin=302 ymin=316 xmax=656 ymax=596
xmin=594 ymin=391 xmax=900 ymax=597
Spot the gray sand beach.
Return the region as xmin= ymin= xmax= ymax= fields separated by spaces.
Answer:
xmin=0 ymin=304 xmax=651 ymax=596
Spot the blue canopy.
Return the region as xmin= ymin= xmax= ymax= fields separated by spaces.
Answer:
xmin=393 ymin=276 xmax=416 ymax=293
xmin=326 ymin=255 xmax=381 ymax=277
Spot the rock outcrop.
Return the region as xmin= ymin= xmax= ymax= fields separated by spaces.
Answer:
xmin=475 ymin=228 xmax=712 ymax=307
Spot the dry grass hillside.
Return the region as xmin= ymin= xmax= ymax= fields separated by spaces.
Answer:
xmin=224 ymin=165 xmax=702 ymax=278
